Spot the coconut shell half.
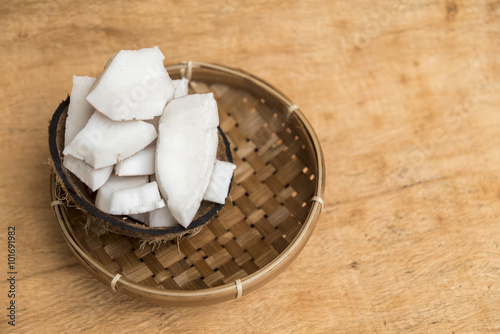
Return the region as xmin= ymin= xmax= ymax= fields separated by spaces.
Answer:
xmin=49 ymin=97 xmax=233 ymax=242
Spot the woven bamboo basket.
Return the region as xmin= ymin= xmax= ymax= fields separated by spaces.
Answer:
xmin=50 ymin=62 xmax=325 ymax=306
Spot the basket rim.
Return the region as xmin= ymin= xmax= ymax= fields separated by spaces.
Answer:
xmin=51 ymin=61 xmax=326 ymax=303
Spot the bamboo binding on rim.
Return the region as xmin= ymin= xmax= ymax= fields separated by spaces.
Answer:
xmin=50 ymin=62 xmax=325 ymax=306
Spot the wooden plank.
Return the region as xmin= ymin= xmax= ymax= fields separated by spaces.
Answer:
xmin=2 ymin=0 xmax=500 ymax=332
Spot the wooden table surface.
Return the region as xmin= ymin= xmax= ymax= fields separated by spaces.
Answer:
xmin=1 ymin=0 xmax=499 ymax=332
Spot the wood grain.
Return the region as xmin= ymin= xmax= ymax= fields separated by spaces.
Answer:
xmin=1 ymin=0 xmax=499 ymax=332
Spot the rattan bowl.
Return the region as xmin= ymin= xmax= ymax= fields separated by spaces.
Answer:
xmin=50 ymin=62 xmax=325 ymax=306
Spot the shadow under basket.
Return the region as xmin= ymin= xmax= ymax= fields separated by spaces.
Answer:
xmin=50 ymin=62 xmax=325 ymax=306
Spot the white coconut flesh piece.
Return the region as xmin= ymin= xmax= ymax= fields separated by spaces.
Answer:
xmin=203 ymin=160 xmax=236 ymax=204
xmin=146 ymin=174 xmax=179 ymax=227
xmin=95 ymin=175 xmax=165 ymax=215
xmin=115 ymin=141 xmax=156 ymax=176
xmin=96 ymin=175 xmax=148 ymax=211
xmin=156 ymin=93 xmax=219 ymax=228
xmin=145 ymin=174 xmax=179 ymax=227
xmin=65 ymin=75 xmax=96 ymax=145
xmin=63 ymin=156 xmax=113 ymax=192
xmin=95 ymin=175 xmax=149 ymax=201
xmin=63 ymin=75 xmax=113 ymax=191
xmin=63 ymin=111 xmax=157 ymax=169
xmin=86 ymin=46 xmax=175 ymax=121
xmin=172 ymin=78 xmax=189 ymax=99
xmin=107 ymin=182 xmax=165 ymax=215
xmin=146 ymin=206 xmax=179 ymax=228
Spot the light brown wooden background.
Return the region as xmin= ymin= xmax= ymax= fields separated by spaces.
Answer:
xmin=1 ymin=0 xmax=499 ymax=332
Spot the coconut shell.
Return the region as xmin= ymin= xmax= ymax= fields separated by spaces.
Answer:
xmin=49 ymin=97 xmax=233 ymax=242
